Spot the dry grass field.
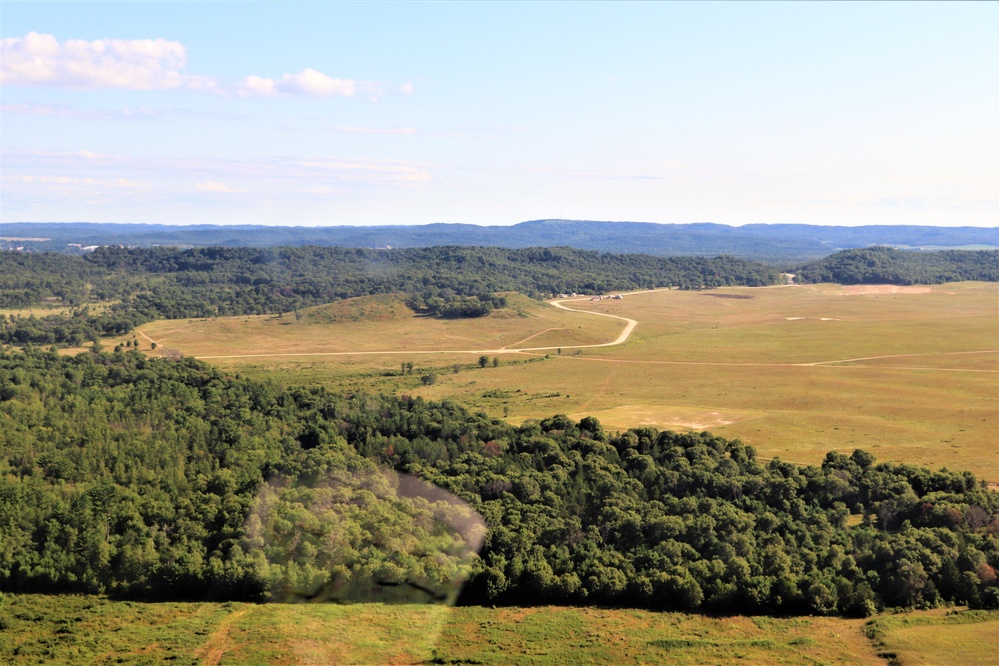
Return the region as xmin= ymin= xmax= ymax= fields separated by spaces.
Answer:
xmin=865 ymin=608 xmax=999 ymax=666
xmin=120 ymin=282 xmax=998 ymax=481
xmin=2 ymin=594 xmax=889 ymax=665
xmin=134 ymin=292 xmax=622 ymax=358
xmin=10 ymin=594 xmax=991 ymax=666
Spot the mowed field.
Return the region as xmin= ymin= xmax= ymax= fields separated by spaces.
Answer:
xmin=123 ymin=282 xmax=999 ymax=481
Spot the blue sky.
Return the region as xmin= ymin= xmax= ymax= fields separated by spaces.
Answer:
xmin=2 ymin=1 xmax=997 ymax=227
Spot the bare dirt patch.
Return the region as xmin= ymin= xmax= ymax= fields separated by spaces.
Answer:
xmin=197 ymin=607 xmax=251 ymax=666
xmin=841 ymin=285 xmax=933 ymax=295
xmin=570 ymin=405 xmax=756 ymax=432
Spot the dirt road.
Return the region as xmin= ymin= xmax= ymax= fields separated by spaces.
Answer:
xmin=170 ymin=289 xmax=995 ymax=372
xmin=195 ymin=294 xmax=641 ymax=360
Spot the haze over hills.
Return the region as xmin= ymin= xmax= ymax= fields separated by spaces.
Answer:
xmin=3 ymin=220 xmax=996 ymax=262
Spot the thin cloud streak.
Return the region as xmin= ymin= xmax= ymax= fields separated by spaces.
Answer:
xmin=1 ymin=147 xmax=434 ymax=195
xmin=0 ymin=101 xmax=245 ymax=122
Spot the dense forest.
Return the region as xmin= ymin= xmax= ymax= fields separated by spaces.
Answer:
xmin=795 ymin=246 xmax=999 ymax=285
xmin=4 ymin=245 xmax=997 ymax=348
xmin=2 ymin=348 xmax=997 ymax=615
xmin=0 ymin=246 xmax=779 ymax=345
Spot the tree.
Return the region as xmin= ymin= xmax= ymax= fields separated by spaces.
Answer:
xmin=478 ymin=356 xmax=489 ymax=368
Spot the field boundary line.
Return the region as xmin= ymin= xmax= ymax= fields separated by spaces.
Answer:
xmin=501 ymin=327 xmax=565 ymax=349
xmin=805 ymin=349 xmax=999 ymax=366
xmin=546 ymin=354 xmax=999 ymax=373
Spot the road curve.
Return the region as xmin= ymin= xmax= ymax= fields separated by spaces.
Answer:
xmin=194 ymin=293 xmax=643 ymax=360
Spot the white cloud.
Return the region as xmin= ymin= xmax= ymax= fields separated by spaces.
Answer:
xmin=0 ymin=32 xmax=204 ymax=90
xmin=276 ymin=68 xmax=354 ymax=97
xmin=400 ymin=81 xmax=414 ymax=95
xmin=333 ymin=125 xmax=417 ymax=135
xmin=1 ymin=33 xmax=360 ymax=99
xmin=238 ymin=69 xmax=355 ymax=98
xmin=238 ymin=75 xmax=278 ymax=97
xmin=196 ymin=180 xmax=233 ymax=192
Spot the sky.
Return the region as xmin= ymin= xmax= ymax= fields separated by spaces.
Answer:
xmin=1 ymin=1 xmax=997 ymax=228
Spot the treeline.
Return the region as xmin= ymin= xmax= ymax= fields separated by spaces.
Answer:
xmin=0 ymin=309 xmax=148 ymax=347
xmin=2 ymin=348 xmax=997 ymax=615
xmin=795 ymin=247 xmax=999 ymax=285
xmin=0 ymin=245 xmax=779 ymax=344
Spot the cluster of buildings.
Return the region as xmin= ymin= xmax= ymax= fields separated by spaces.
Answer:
xmin=552 ymin=292 xmax=625 ymax=301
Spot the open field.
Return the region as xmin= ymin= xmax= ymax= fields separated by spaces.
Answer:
xmin=1 ymin=594 xmax=893 ymax=665
xmin=121 ymin=282 xmax=999 ymax=481
xmin=133 ymin=292 xmax=624 ymax=358
xmin=1 ymin=301 xmax=119 ymax=318
xmin=864 ymin=608 xmax=999 ymax=666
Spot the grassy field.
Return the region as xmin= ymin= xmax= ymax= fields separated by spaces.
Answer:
xmin=132 ymin=292 xmax=622 ymax=358
xmin=863 ymin=607 xmax=999 ymax=666
xmin=119 ymin=282 xmax=998 ymax=482
xmin=1 ymin=594 xmax=893 ymax=665
xmin=1 ymin=301 xmax=120 ymax=318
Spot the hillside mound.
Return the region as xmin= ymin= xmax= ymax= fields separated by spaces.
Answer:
xmin=486 ymin=292 xmax=543 ymax=318
xmin=302 ymin=294 xmax=413 ymax=324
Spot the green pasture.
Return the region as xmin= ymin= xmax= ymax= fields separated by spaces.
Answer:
xmin=1 ymin=594 xmax=888 ymax=665
xmin=864 ymin=608 xmax=999 ymax=666
xmin=124 ymin=282 xmax=998 ymax=481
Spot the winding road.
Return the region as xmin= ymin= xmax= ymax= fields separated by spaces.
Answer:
xmin=193 ymin=295 xmax=640 ymax=360
xmin=152 ymin=289 xmax=996 ymax=372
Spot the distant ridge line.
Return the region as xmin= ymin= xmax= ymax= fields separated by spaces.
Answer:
xmin=3 ymin=220 xmax=996 ymax=262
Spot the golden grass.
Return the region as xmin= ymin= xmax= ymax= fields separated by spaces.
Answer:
xmin=130 ymin=292 xmax=623 ymax=358
xmin=868 ymin=608 xmax=999 ymax=666
xmin=0 ymin=301 xmax=118 ymax=318
xmin=119 ymin=282 xmax=998 ymax=482
xmin=2 ymin=594 xmax=885 ymax=665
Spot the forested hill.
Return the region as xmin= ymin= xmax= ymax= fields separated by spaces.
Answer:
xmin=2 ymin=347 xmax=997 ymax=614
xmin=4 ymin=220 xmax=997 ymax=261
xmin=0 ymin=246 xmax=778 ymax=345
xmin=795 ymin=247 xmax=999 ymax=284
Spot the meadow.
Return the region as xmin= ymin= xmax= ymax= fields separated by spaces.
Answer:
xmin=0 ymin=593 xmax=889 ymax=665
xmin=121 ymin=282 xmax=999 ymax=482
xmin=5 ymin=593 xmax=997 ymax=665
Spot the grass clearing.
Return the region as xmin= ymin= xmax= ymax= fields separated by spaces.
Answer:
xmin=0 ymin=301 xmax=120 ymax=318
xmin=130 ymin=292 xmax=623 ymax=358
xmin=121 ymin=282 xmax=998 ymax=481
xmin=864 ymin=608 xmax=999 ymax=666
xmin=1 ymin=594 xmax=886 ymax=665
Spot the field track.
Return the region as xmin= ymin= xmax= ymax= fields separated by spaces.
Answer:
xmin=188 ymin=294 xmax=639 ymax=359
xmin=178 ymin=290 xmax=997 ymax=374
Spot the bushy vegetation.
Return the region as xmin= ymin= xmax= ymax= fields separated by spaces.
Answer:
xmin=2 ymin=347 xmax=997 ymax=616
xmin=0 ymin=245 xmax=779 ymax=345
xmin=795 ymin=246 xmax=999 ymax=285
